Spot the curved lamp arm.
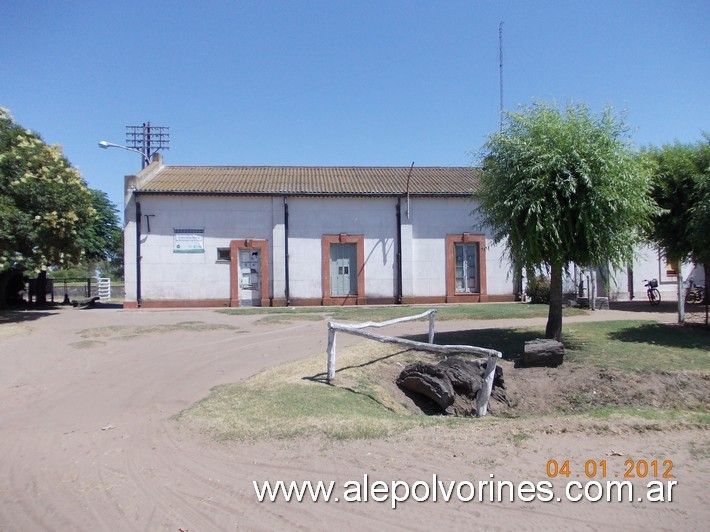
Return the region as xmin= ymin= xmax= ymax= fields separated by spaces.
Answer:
xmin=98 ymin=140 xmax=151 ymax=166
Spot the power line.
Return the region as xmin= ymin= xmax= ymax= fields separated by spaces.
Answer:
xmin=499 ymin=21 xmax=504 ymax=131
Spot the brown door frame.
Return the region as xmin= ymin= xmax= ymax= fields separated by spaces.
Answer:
xmin=321 ymin=234 xmax=366 ymax=305
xmin=230 ymin=239 xmax=270 ymax=307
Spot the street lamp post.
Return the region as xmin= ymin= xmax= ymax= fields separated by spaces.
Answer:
xmin=99 ymin=125 xmax=168 ymax=310
xmin=97 ymin=140 xmax=150 ymax=308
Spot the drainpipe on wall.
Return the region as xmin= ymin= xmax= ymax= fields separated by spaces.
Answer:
xmin=135 ymin=197 xmax=142 ymax=307
xmin=284 ymin=197 xmax=291 ymax=306
xmin=396 ymin=198 xmax=403 ymax=304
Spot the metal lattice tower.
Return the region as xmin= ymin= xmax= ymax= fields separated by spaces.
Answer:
xmin=126 ymin=122 xmax=170 ymax=168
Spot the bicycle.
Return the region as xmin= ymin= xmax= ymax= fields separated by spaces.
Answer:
xmin=685 ymin=279 xmax=706 ymax=304
xmin=644 ymin=279 xmax=661 ymax=305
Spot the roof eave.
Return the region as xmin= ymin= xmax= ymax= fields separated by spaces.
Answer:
xmin=134 ymin=190 xmax=473 ymax=198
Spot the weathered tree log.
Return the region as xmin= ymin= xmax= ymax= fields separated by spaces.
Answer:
xmin=438 ymin=358 xmax=485 ymax=395
xmin=397 ymin=357 xmax=505 ymax=416
xmin=397 ymin=362 xmax=455 ymax=410
xmin=72 ymin=296 xmax=100 ymax=309
xmin=523 ymin=339 xmax=565 ymax=367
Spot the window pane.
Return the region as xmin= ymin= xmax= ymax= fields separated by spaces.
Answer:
xmin=455 ymin=243 xmax=478 ymax=293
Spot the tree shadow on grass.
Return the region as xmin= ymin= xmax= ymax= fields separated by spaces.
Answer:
xmin=404 ymin=328 xmax=544 ymax=363
xmin=303 ymin=348 xmax=414 ymax=414
xmin=610 ymin=300 xmax=679 ymax=314
xmin=303 ymin=348 xmax=412 ymax=384
xmin=607 ymin=322 xmax=710 ymax=350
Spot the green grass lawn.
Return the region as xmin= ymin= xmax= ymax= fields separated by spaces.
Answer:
xmin=564 ymin=320 xmax=710 ymax=372
xmin=176 ymin=342 xmax=457 ymax=441
xmin=426 ymin=320 xmax=710 ymax=372
xmin=178 ymin=319 xmax=710 ymax=441
xmin=219 ymin=302 xmax=587 ymax=322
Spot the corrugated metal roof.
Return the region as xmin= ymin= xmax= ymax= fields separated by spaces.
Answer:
xmin=136 ymin=166 xmax=481 ymax=196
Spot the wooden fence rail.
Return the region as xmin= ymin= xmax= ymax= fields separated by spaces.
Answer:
xmin=325 ymin=309 xmax=503 ymax=416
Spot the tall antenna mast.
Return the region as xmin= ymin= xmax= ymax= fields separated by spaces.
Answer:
xmin=126 ymin=122 xmax=170 ymax=168
xmin=499 ymin=21 xmax=504 ymax=131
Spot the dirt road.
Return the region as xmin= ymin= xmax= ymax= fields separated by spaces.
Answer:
xmin=0 ymin=306 xmax=707 ymax=531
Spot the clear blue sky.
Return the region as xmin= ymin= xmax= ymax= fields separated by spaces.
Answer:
xmin=3 ymin=0 xmax=708 ymax=213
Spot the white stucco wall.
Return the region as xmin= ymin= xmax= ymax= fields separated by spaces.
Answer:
xmin=129 ymin=192 xmax=693 ymax=306
xmin=125 ymin=195 xmax=275 ymax=301
xmin=408 ymin=198 xmax=513 ymax=297
xmin=628 ymin=245 xmax=696 ymax=301
xmin=124 ymin=194 xmax=137 ymax=302
xmin=287 ymin=197 xmax=399 ymax=299
xmin=123 ymin=193 xmax=522 ymax=304
xmin=556 ymin=246 xmax=700 ymax=304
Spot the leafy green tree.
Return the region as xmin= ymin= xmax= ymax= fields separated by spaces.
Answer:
xmin=75 ymin=189 xmax=123 ymax=277
xmin=475 ymin=102 xmax=656 ymax=340
xmin=646 ymin=135 xmax=710 ymax=297
xmin=691 ymin=137 xmax=710 ymax=272
xmin=0 ymin=107 xmax=94 ymax=304
xmin=50 ymin=189 xmax=123 ymax=281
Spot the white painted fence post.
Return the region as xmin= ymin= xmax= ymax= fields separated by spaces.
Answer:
xmin=475 ymin=356 xmax=497 ymax=416
xmin=428 ymin=310 xmax=436 ymax=344
xmin=326 ymin=325 xmax=337 ymax=383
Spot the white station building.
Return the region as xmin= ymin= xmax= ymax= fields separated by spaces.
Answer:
xmin=123 ymin=154 xmax=699 ymax=309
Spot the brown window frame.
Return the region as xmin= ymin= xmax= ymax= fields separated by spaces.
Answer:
xmin=445 ymin=233 xmax=488 ymax=303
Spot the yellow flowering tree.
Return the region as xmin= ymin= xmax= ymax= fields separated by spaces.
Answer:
xmin=0 ymin=107 xmax=94 ymax=304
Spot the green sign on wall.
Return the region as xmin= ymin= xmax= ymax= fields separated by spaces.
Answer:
xmin=173 ymin=228 xmax=205 ymax=253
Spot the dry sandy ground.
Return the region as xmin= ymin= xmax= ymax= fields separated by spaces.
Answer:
xmin=0 ymin=305 xmax=707 ymax=531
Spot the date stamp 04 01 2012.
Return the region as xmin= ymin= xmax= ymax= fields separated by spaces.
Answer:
xmin=546 ymin=459 xmax=674 ymax=480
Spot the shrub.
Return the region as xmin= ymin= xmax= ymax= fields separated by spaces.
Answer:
xmin=49 ymin=267 xmax=91 ymax=280
xmin=526 ymin=275 xmax=551 ymax=304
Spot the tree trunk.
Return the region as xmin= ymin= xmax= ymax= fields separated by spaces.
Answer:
xmin=35 ymin=270 xmax=47 ymax=306
xmin=545 ymin=262 xmax=564 ymax=341
xmin=677 ymin=271 xmax=685 ymax=324
xmin=0 ymin=274 xmax=8 ymax=309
